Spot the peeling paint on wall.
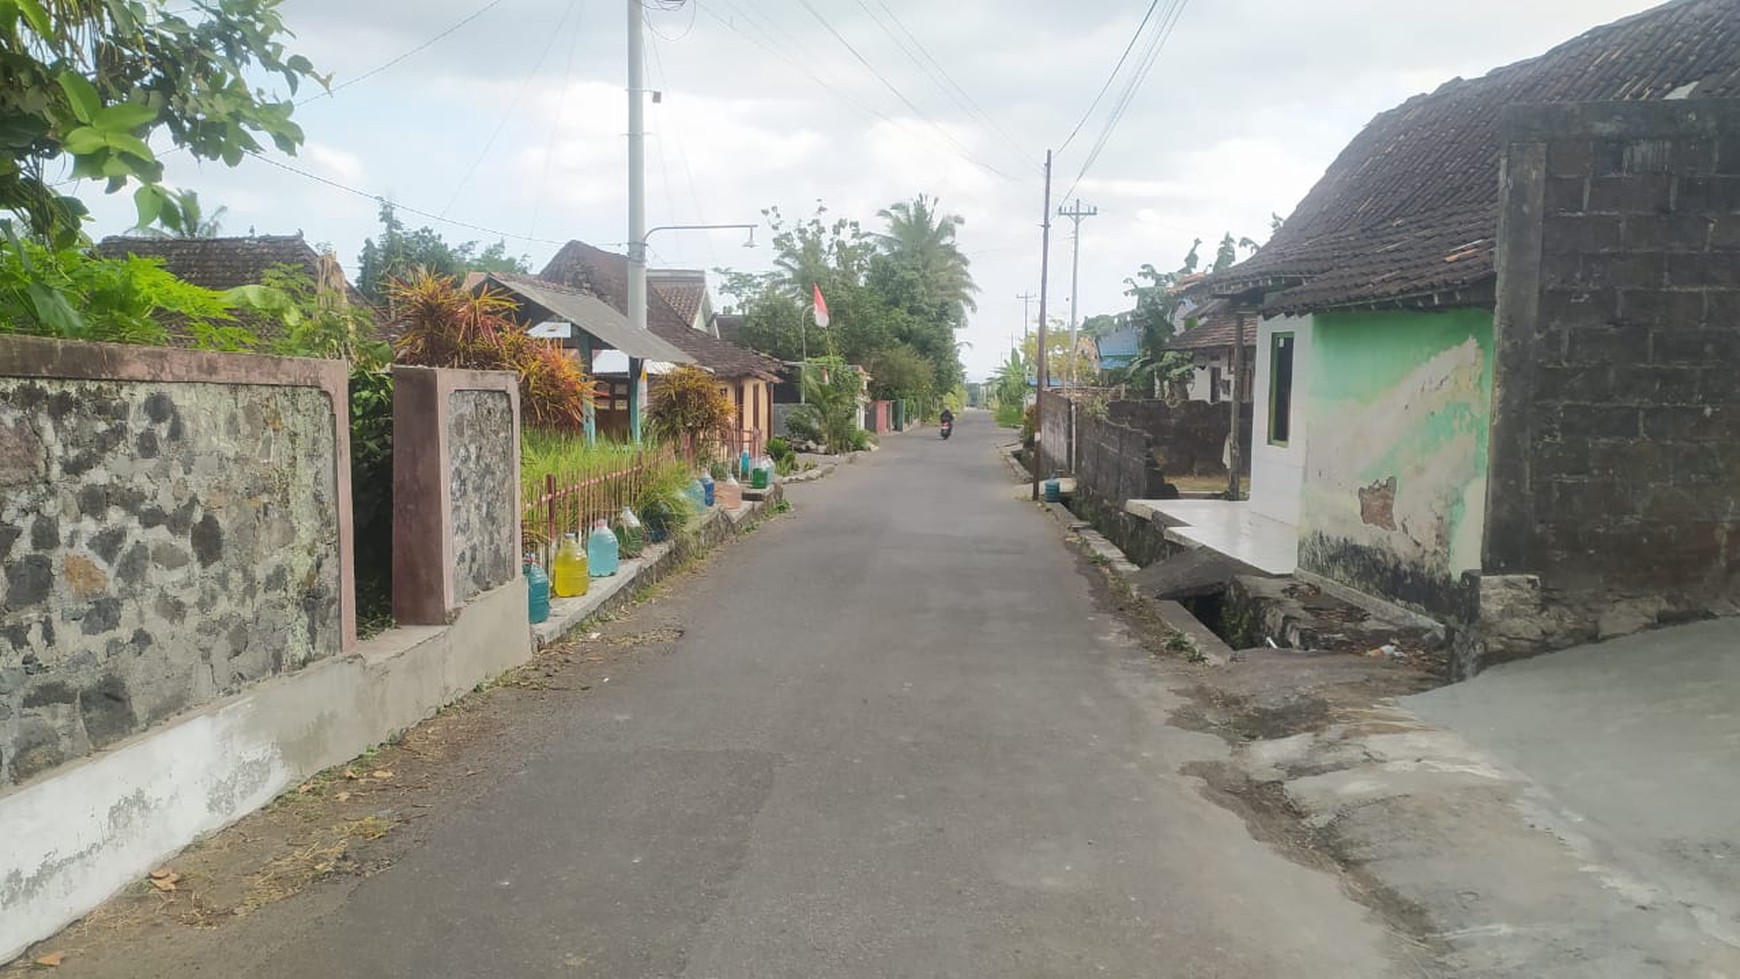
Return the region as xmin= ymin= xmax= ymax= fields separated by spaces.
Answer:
xmin=1299 ymin=309 xmax=1494 ymax=617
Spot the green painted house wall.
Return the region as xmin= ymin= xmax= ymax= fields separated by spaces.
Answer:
xmin=1297 ymin=308 xmax=1494 ymax=618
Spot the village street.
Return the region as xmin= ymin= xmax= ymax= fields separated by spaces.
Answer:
xmin=35 ymin=414 xmax=1413 ymax=978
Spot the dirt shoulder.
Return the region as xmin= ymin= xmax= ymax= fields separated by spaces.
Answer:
xmin=3 ymin=535 xmax=756 ymax=977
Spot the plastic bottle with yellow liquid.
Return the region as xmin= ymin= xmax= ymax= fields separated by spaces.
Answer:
xmin=551 ymin=532 xmax=590 ymax=597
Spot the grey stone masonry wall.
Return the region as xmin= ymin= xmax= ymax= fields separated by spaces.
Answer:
xmin=0 ymin=367 xmax=343 ymax=785
xmin=1105 ymin=399 xmax=1251 ymax=478
xmin=1481 ymin=99 xmax=1740 ymax=668
xmin=1037 ymin=390 xmax=1071 ymax=477
xmin=1075 ymin=411 xmax=1167 ymax=507
xmin=447 ymin=390 xmax=517 ymax=604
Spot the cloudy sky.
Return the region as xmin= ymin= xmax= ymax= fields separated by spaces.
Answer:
xmin=84 ymin=0 xmax=1661 ymax=379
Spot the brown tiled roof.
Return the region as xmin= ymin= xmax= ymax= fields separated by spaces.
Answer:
xmin=1213 ymin=0 xmax=1740 ymax=313
xmin=95 ymin=234 xmax=370 ymax=308
xmin=649 ymin=271 xmax=707 ymax=326
xmin=1167 ymin=299 xmax=1257 ymax=352
xmin=94 ymin=234 xmax=375 ymax=342
xmin=650 ymin=320 xmax=782 ymax=381
xmin=540 ymin=240 xmax=692 ymax=333
xmin=538 ymin=241 xmax=779 ymax=379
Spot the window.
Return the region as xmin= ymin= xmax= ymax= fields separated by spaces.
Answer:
xmin=1269 ymin=333 xmax=1295 ymax=446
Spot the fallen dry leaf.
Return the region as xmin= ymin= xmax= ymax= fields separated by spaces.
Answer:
xmin=148 ymin=868 xmax=175 ymax=880
xmin=297 ymin=782 xmax=315 ymax=794
xmin=370 ymin=770 xmax=394 ymax=780
xmin=149 ymin=878 xmax=177 ymax=892
xmin=33 ymin=951 xmax=65 ymax=967
xmin=335 ymin=791 xmax=351 ymax=803
xmin=343 ymin=768 xmax=361 ymax=780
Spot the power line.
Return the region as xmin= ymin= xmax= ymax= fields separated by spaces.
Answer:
xmin=527 ymin=0 xmax=588 ymax=240
xmin=244 ymin=150 xmax=574 ymax=246
xmin=1056 ymin=0 xmax=1163 ymax=154
xmin=441 ymin=0 xmax=584 ymax=216
xmin=852 ymin=0 xmax=1034 ymax=173
xmin=698 ymin=0 xmax=1013 ymax=182
xmin=1065 ymin=0 xmax=1191 ymax=198
xmin=791 ymin=0 xmax=1017 ymax=180
xmin=298 ymin=0 xmax=512 ymax=106
xmin=645 ymin=21 xmax=717 ymax=268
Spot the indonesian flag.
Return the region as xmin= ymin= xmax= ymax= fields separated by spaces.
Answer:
xmin=812 ymin=284 xmax=830 ymax=328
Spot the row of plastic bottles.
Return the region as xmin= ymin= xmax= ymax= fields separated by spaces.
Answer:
xmin=526 ymin=507 xmax=647 ymax=623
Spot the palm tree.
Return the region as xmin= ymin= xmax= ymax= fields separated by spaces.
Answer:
xmin=875 ymin=194 xmax=977 ymax=315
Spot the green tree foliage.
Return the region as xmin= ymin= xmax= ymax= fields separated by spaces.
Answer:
xmin=127 ymin=189 xmax=226 ymax=238
xmin=1022 ymin=325 xmax=1096 ymax=389
xmin=357 ymin=202 xmax=529 ymax=302
xmin=0 ymin=230 xmax=253 ymax=347
xmin=0 ymin=0 xmax=324 ymax=246
xmin=864 ymin=342 xmax=933 ymax=404
xmin=791 ymin=356 xmax=863 ymax=455
xmin=646 ymin=364 xmax=735 ymax=461
xmin=721 ymin=195 xmax=974 ymax=403
xmin=389 ymin=272 xmax=597 ymax=429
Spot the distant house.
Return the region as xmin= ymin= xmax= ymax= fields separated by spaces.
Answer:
xmin=1094 ymin=321 xmax=1142 ymax=375
xmin=540 ymin=241 xmax=782 ymax=450
xmin=93 ymin=234 xmax=371 ymax=341
xmin=1165 ymin=298 xmax=1255 ymax=405
xmin=1188 ymin=0 xmax=1740 ymax=670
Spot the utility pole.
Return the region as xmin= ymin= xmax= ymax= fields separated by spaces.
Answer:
xmin=625 ymin=0 xmax=648 ymax=442
xmin=1056 ymin=199 xmax=1098 ymax=391
xmin=1016 ymin=291 xmax=1036 ymax=348
xmin=1033 ymin=150 xmax=1053 ymax=502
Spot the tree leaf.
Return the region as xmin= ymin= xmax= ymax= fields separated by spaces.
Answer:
xmin=92 ymin=102 xmax=158 ymax=133
xmin=133 ymin=184 xmax=163 ymax=228
xmin=25 ymin=281 xmax=85 ymax=337
xmin=13 ymin=0 xmax=49 ymax=37
xmin=104 ymin=130 xmax=155 ymax=162
xmin=60 ymin=126 xmax=104 ymax=155
xmin=56 ymin=71 xmax=100 ymax=125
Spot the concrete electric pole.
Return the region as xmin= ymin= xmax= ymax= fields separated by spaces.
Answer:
xmin=625 ymin=0 xmax=648 ymax=441
xmin=1056 ymin=200 xmax=1098 ymax=390
xmin=1033 ymin=151 xmax=1053 ymax=502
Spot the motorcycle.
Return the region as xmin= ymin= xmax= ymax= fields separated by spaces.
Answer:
xmin=940 ymin=418 xmax=953 ymax=440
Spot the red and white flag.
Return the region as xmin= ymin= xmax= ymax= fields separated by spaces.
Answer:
xmin=812 ymin=284 xmax=830 ymax=328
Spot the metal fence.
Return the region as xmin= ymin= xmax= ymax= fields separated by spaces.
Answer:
xmin=521 ymin=446 xmax=677 ymax=568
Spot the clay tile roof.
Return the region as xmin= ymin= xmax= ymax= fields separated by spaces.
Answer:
xmin=94 ymin=234 xmax=369 ymax=307
xmin=93 ymin=234 xmax=375 ymax=342
xmin=538 ymin=240 xmax=780 ymax=379
xmin=1167 ymin=299 xmax=1256 ymax=352
xmin=648 ymin=271 xmax=707 ymax=325
xmin=1209 ymin=0 xmax=1740 ymax=314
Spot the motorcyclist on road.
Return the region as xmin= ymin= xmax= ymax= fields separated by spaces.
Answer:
xmin=939 ymin=407 xmax=955 ymax=426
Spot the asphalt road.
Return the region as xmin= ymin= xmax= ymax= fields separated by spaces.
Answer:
xmin=253 ymin=412 xmax=1409 ymax=977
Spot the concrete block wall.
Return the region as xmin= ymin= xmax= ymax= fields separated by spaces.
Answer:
xmin=0 ymin=337 xmax=353 ymax=787
xmin=1481 ymin=99 xmax=1740 ymax=667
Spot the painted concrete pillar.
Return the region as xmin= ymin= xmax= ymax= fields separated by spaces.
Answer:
xmin=628 ymin=357 xmax=645 ymax=443
xmin=578 ymin=337 xmax=596 ymax=444
xmin=392 ymin=366 xmax=522 ymax=625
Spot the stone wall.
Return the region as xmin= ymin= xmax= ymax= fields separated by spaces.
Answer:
xmin=447 ymin=390 xmax=517 ymax=605
xmin=1480 ymin=99 xmax=1740 ymax=669
xmin=0 ymin=338 xmax=350 ymax=787
xmin=1037 ymin=390 xmax=1071 ymax=476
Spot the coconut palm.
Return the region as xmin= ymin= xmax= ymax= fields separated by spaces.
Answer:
xmin=874 ymin=194 xmax=977 ymax=316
